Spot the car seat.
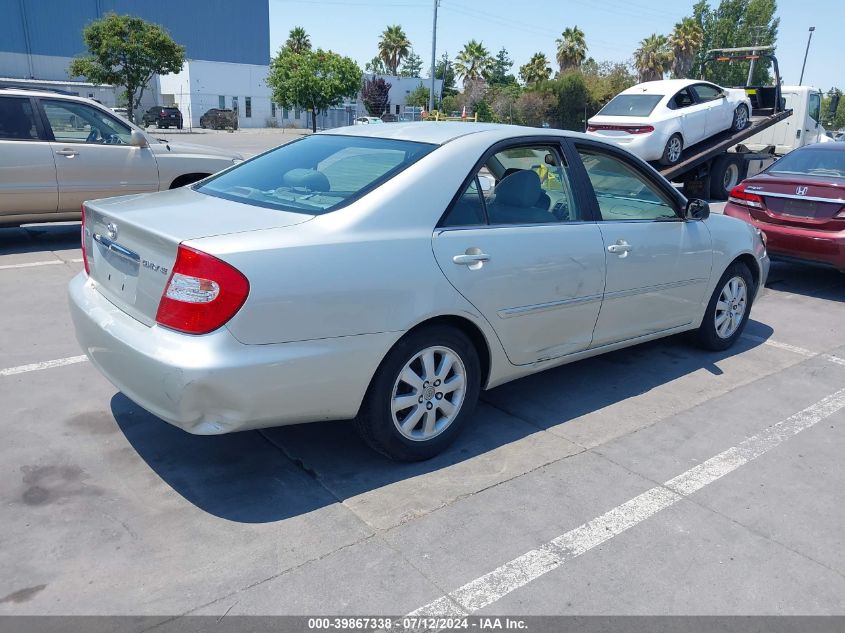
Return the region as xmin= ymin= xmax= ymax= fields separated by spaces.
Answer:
xmin=487 ymin=170 xmax=553 ymax=224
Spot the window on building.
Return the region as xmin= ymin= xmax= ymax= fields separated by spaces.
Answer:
xmin=396 ymin=104 xmax=400 ymax=114
xmin=219 ymin=95 xmax=225 ymax=109
xmin=232 ymin=96 xmax=239 ymax=114
xmin=294 ymin=107 xmax=301 ymax=119
xmin=283 ymin=107 xmax=289 ymax=119
xmin=271 ymin=102 xmax=276 ymax=118
xmin=245 ymin=97 xmax=252 ymax=118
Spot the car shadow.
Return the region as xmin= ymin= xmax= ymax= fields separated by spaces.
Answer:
xmin=764 ymin=260 xmax=845 ymax=303
xmin=110 ymin=322 xmax=774 ymax=524
xmin=0 ymin=223 xmax=81 ymax=256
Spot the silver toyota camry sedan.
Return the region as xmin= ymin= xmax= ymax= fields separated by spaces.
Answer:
xmin=69 ymin=123 xmax=769 ymax=461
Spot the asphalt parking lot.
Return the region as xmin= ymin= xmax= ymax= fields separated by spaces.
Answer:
xmin=2 ymin=132 xmax=845 ymax=621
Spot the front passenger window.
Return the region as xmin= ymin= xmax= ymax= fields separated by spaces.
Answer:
xmin=578 ymin=150 xmax=678 ymax=221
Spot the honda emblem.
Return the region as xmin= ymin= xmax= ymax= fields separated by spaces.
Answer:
xmin=795 ymin=186 xmax=809 ymax=196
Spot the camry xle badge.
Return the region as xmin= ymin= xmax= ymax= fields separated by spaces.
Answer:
xmin=796 ymin=186 xmax=809 ymax=195
xmin=106 ymin=222 xmax=118 ymax=240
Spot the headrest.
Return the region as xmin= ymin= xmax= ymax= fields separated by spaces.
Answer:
xmin=494 ymin=170 xmax=542 ymax=207
xmin=282 ymin=168 xmax=330 ymax=192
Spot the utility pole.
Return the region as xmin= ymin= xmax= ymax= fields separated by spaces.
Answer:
xmin=799 ymin=26 xmax=815 ymax=85
xmin=746 ymin=25 xmax=767 ymax=86
xmin=428 ymin=0 xmax=439 ymax=112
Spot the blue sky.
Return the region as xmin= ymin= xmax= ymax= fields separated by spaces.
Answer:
xmin=269 ymin=0 xmax=842 ymax=90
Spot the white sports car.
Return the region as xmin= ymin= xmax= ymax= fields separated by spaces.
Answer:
xmin=587 ymin=79 xmax=752 ymax=166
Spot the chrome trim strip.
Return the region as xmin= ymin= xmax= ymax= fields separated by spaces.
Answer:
xmin=92 ymin=234 xmax=141 ymax=263
xmin=603 ymin=277 xmax=708 ymax=301
xmin=498 ymin=293 xmax=603 ymax=319
xmin=759 ymin=191 xmax=845 ymax=204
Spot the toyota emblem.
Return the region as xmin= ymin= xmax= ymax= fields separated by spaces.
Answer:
xmin=106 ymin=222 xmax=118 ymax=240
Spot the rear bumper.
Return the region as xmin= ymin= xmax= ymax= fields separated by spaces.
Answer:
xmin=586 ymin=130 xmax=666 ymax=162
xmin=724 ymin=204 xmax=845 ymax=270
xmin=68 ymin=273 xmax=396 ymax=434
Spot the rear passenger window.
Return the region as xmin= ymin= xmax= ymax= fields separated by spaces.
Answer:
xmin=441 ymin=144 xmax=580 ymax=227
xmin=0 ymin=97 xmax=39 ymax=140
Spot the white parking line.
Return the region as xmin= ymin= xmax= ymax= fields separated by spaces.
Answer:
xmin=0 ymin=258 xmax=84 ymax=270
xmin=407 ymin=387 xmax=845 ymax=619
xmin=743 ymin=334 xmax=845 ymax=366
xmin=0 ymin=355 xmax=88 ymax=377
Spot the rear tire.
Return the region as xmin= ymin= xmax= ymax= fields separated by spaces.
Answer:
xmin=659 ymin=134 xmax=683 ymax=166
xmin=695 ymin=262 xmax=754 ymax=351
xmin=709 ymin=155 xmax=744 ymax=200
xmin=354 ymin=326 xmax=481 ymax=461
xmin=732 ymin=104 xmax=749 ymax=132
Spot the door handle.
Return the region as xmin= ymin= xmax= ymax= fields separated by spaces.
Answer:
xmin=55 ymin=149 xmax=79 ymax=157
xmin=453 ymin=253 xmax=490 ymax=265
xmin=607 ymin=240 xmax=632 ymax=257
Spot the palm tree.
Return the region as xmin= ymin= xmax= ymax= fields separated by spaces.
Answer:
xmin=556 ymin=26 xmax=587 ymax=73
xmin=634 ymin=34 xmax=672 ymax=82
xmin=519 ymin=53 xmax=551 ymax=85
xmin=669 ymin=17 xmax=703 ymax=78
xmin=454 ymin=40 xmax=493 ymax=87
xmin=378 ymin=25 xmax=411 ymax=76
xmin=284 ymin=26 xmax=311 ymax=54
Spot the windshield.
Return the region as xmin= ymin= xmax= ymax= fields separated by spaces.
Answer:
xmin=768 ymin=148 xmax=845 ymax=179
xmin=196 ymin=135 xmax=436 ymax=214
xmin=598 ymin=94 xmax=664 ymax=117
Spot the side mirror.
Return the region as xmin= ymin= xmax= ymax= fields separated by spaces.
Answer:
xmin=130 ymin=130 xmax=148 ymax=148
xmin=685 ymin=198 xmax=710 ymax=220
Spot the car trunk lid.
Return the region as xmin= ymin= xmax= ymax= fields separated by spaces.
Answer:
xmin=83 ymin=186 xmax=313 ymax=326
xmin=742 ymin=174 xmax=845 ymax=230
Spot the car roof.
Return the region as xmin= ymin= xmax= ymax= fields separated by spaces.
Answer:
xmin=318 ymin=121 xmax=585 ymax=145
xmin=620 ymin=79 xmax=712 ymax=95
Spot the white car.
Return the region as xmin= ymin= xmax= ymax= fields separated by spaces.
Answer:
xmin=0 ymin=87 xmax=242 ymax=227
xmin=587 ymin=79 xmax=752 ymax=166
xmin=354 ymin=116 xmax=383 ymax=125
xmin=70 ymin=122 xmax=768 ymax=461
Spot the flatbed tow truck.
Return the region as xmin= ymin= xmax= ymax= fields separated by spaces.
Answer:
xmin=655 ymin=47 xmax=793 ymax=200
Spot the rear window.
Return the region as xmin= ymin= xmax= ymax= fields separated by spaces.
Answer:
xmin=768 ymin=148 xmax=845 ymax=179
xmin=196 ymin=135 xmax=436 ymax=214
xmin=598 ymin=94 xmax=664 ymax=117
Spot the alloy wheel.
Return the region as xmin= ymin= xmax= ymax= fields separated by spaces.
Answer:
xmin=715 ymin=276 xmax=747 ymax=339
xmin=735 ymin=106 xmax=748 ymax=130
xmin=391 ymin=346 xmax=467 ymax=441
xmin=667 ymin=137 xmax=682 ymax=163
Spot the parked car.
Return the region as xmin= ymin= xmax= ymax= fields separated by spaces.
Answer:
xmin=111 ymin=107 xmax=129 ymax=119
xmin=724 ymin=142 xmax=845 ymax=271
xmin=70 ymin=123 xmax=767 ymax=461
xmin=587 ymin=79 xmax=753 ymax=166
xmin=199 ymin=108 xmax=238 ymax=130
xmin=354 ymin=116 xmax=382 ymax=125
xmin=0 ymin=88 xmax=242 ymax=226
xmin=141 ymin=106 xmax=183 ymax=129
xmin=380 ymin=113 xmax=398 ymax=122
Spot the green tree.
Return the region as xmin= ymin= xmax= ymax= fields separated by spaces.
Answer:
xmin=406 ymin=84 xmax=430 ymax=108
xmin=543 ymin=72 xmax=592 ymax=130
xmin=489 ymin=47 xmax=516 ymax=85
xmin=822 ymin=89 xmax=845 ymax=131
xmin=670 ymin=16 xmax=704 ymax=78
xmin=580 ymin=59 xmax=637 ymax=110
xmin=519 ymin=53 xmax=552 ymax=85
xmin=365 ymin=56 xmax=388 ymax=74
xmin=693 ymin=0 xmax=779 ymax=85
xmin=434 ymin=51 xmax=457 ymax=96
xmin=378 ymin=25 xmax=411 ymax=75
xmin=361 ymin=77 xmax=391 ymax=116
xmin=634 ymin=34 xmax=672 ymax=82
xmin=284 ymin=26 xmax=311 ymax=54
xmin=455 ymin=40 xmax=493 ymax=87
xmin=400 ymin=50 xmax=423 ymax=77
xmin=68 ymin=13 xmax=185 ymax=123
xmin=267 ymin=48 xmax=362 ymax=132
xmin=556 ymin=26 xmax=587 ymax=74
xmin=515 ymin=91 xmax=555 ymax=127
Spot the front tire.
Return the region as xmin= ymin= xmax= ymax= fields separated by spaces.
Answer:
xmin=354 ymin=326 xmax=481 ymax=461
xmin=659 ymin=134 xmax=683 ymax=166
xmin=732 ymin=104 xmax=749 ymax=132
xmin=695 ymin=262 xmax=754 ymax=351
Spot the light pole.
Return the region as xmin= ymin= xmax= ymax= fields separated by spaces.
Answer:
xmin=428 ymin=0 xmax=439 ymax=112
xmin=799 ymin=26 xmax=815 ymax=85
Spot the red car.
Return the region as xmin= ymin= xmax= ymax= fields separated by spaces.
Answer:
xmin=725 ymin=143 xmax=845 ymax=271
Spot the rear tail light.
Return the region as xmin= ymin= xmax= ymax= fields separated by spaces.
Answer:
xmin=587 ymin=124 xmax=654 ymax=134
xmin=155 ymin=244 xmax=249 ymax=335
xmin=836 ymin=207 xmax=845 ymax=218
xmin=80 ymin=205 xmax=90 ymax=275
xmin=728 ymin=184 xmax=766 ymax=210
